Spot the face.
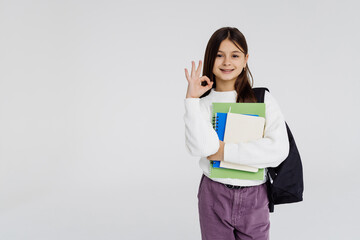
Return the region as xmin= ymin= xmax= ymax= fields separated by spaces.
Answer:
xmin=212 ymin=38 xmax=249 ymax=86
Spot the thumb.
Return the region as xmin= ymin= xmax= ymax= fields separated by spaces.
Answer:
xmin=207 ymin=81 xmax=214 ymax=90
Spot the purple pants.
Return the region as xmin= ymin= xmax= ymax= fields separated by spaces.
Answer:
xmin=198 ymin=175 xmax=270 ymax=240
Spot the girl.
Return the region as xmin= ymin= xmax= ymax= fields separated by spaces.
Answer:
xmin=183 ymin=27 xmax=289 ymax=240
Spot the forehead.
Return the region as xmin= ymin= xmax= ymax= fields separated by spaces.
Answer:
xmin=218 ymin=39 xmax=244 ymax=53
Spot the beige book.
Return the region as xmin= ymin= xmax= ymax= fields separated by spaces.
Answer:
xmin=220 ymin=112 xmax=265 ymax=172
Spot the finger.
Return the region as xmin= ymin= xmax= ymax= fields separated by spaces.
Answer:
xmin=190 ymin=61 xmax=195 ymax=77
xmin=184 ymin=68 xmax=190 ymax=82
xmin=207 ymin=82 xmax=214 ymax=91
xmin=204 ymin=78 xmax=214 ymax=90
xmin=196 ymin=60 xmax=202 ymax=76
xmin=200 ymin=75 xmax=212 ymax=86
xmin=208 ymin=81 xmax=214 ymax=90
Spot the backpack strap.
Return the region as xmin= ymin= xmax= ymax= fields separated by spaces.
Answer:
xmin=252 ymin=87 xmax=275 ymax=212
xmin=252 ymin=87 xmax=269 ymax=103
xmin=252 ymin=87 xmax=274 ymax=182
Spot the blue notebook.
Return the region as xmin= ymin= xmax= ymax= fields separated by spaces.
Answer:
xmin=214 ymin=112 xmax=227 ymax=141
xmin=213 ymin=112 xmax=227 ymax=168
xmin=212 ymin=112 xmax=259 ymax=168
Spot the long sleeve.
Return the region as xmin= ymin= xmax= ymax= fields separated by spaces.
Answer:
xmin=183 ymin=98 xmax=220 ymax=157
xmin=223 ymin=91 xmax=289 ymax=168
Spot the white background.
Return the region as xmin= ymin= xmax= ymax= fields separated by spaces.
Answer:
xmin=1 ymin=0 xmax=359 ymax=239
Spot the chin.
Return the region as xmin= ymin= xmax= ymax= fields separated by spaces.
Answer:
xmin=220 ymin=75 xmax=236 ymax=80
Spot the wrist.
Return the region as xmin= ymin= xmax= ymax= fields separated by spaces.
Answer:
xmin=186 ymin=94 xmax=199 ymax=99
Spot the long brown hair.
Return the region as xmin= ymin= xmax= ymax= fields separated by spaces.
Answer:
xmin=200 ymin=27 xmax=257 ymax=103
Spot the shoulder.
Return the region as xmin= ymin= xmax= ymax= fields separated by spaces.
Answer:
xmin=199 ymin=90 xmax=214 ymax=106
xmin=264 ymin=90 xmax=281 ymax=106
xmin=263 ymin=90 xmax=286 ymax=119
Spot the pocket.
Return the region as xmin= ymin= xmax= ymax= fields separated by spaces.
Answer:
xmin=262 ymin=183 xmax=270 ymax=206
xmin=251 ymin=183 xmax=269 ymax=209
xmin=257 ymin=183 xmax=270 ymax=208
xmin=197 ymin=175 xmax=205 ymax=199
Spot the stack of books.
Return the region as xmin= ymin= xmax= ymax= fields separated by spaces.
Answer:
xmin=210 ymin=102 xmax=266 ymax=180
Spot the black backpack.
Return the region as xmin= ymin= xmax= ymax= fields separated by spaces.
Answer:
xmin=253 ymin=87 xmax=304 ymax=213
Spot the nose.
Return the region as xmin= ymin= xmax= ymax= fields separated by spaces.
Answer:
xmin=222 ymin=55 xmax=231 ymax=66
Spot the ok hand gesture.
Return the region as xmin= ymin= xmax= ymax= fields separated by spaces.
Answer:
xmin=185 ymin=60 xmax=213 ymax=98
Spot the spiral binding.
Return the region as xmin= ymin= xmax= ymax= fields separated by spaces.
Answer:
xmin=212 ymin=115 xmax=219 ymax=131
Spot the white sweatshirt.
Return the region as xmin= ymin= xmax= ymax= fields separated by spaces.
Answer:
xmin=183 ymin=88 xmax=289 ymax=186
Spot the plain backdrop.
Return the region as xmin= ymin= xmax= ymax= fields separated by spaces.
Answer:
xmin=1 ymin=0 xmax=359 ymax=239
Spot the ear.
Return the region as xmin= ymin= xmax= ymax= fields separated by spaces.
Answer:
xmin=244 ymin=53 xmax=249 ymax=67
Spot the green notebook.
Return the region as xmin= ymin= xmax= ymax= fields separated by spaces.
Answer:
xmin=210 ymin=102 xmax=266 ymax=180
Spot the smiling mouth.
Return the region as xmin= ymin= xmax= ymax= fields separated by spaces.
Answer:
xmin=220 ymin=69 xmax=234 ymax=73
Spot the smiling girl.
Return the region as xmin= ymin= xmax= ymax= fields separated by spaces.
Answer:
xmin=183 ymin=27 xmax=289 ymax=240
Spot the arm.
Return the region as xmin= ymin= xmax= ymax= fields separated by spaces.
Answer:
xmin=223 ymin=91 xmax=289 ymax=168
xmin=183 ymin=98 xmax=220 ymax=157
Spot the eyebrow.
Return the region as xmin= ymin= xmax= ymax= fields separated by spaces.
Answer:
xmin=217 ymin=50 xmax=243 ymax=54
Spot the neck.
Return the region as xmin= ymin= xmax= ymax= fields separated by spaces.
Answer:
xmin=215 ymin=79 xmax=236 ymax=92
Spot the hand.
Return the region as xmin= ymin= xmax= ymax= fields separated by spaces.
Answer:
xmin=207 ymin=140 xmax=225 ymax=161
xmin=185 ymin=60 xmax=213 ymax=98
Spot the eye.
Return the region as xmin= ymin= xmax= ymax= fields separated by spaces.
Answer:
xmin=216 ymin=54 xmax=223 ymax=57
xmin=233 ymin=55 xmax=239 ymax=58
